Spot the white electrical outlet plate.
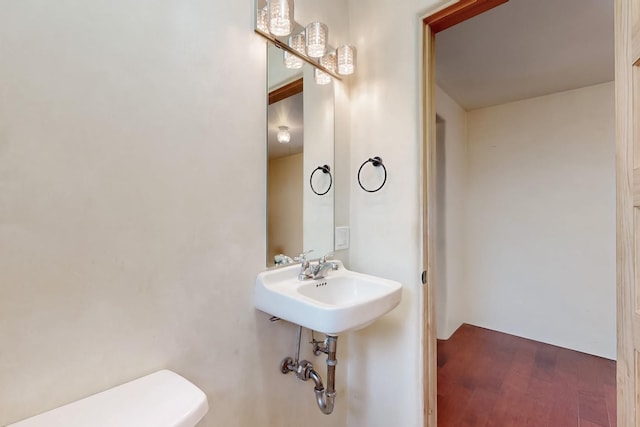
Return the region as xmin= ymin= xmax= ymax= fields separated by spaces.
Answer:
xmin=335 ymin=226 xmax=350 ymax=251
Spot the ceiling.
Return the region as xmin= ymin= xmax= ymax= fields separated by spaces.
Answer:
xmin=435 ymin=0 xmax=614 ymax=111
xmin=267 ymin=92 xmax=304 ymax=160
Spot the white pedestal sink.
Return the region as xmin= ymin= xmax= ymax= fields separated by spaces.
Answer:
xmin=255 ymin=261 xmax=402 ymax=335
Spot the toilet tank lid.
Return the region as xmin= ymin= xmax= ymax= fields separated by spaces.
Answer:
xmin=9 ymin=370 xmax=209 ymax=427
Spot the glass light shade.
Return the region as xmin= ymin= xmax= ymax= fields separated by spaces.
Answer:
xmin=337 ymin=45 xmax=357 ymax=75
xmin=284 ymin=32 xmax=305 ymax=69
xmin=321 ymin=51 xmax=337 ymax=72
xmin=305 ymin=22 xmax=328 ymax=58
xmin=315 ymin=52 xmax=336 ymax=85
xmin=257 ymin=6 xmax=269 ymax=33
xmin=268 ymin=0 xmax=292 ymax=37
xmin=314 ymin=69 xmax=331 ymax=85
xmin=277 ymin=126 xmax=291 ymax=144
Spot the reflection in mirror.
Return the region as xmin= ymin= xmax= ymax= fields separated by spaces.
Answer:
xmin=267 ymin=44 xmax=334 ymax=267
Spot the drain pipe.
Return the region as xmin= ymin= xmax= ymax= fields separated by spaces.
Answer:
xmin=280 ymin=333 xmax=338 ymax=415
xmin=309 ymin=335 xmax=337 ymax=414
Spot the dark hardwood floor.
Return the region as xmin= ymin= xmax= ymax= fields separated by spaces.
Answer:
xmin=437 ymin=324 xmax=616 ymax=427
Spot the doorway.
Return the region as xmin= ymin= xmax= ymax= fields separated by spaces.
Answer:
xmin=421 ymin=1 xmax=616 ymax=425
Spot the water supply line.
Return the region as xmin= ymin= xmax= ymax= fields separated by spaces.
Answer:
xmin=280 ymin=328 xmax=338 ymax=415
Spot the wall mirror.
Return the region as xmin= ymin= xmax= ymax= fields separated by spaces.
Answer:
xmin=266 ymin=44 xmax=335 ymax=267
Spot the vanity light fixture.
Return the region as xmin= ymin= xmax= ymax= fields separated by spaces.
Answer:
xmin=336 ymin=45 xmax=356 ymax=75
xmin=284 ymin=32 xmax=305 ymax=69
xmin=277 ymin=126 xmax=291 ymax=144
xmin=254 ymin=0 xmax=357 ymax=82
xmin=257 ymin=6 xmax=269 ymax=33
xmin=268 ymin=0 xmax=293 ymax=37
xmin=315 ymin=52 xmax=336 ymax=85
xmin=305 ymin=22 xmax=328 ymax=58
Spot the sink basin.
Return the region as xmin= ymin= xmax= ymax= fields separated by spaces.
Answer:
xmin=255 ymin=261 xmax=402 ymax=335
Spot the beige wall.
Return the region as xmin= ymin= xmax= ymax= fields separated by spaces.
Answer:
xmin=434 ymin=82 xmax=616 ymax=359
xmin=464 ymin=82 xmax=616 ymax=359
xmin=434 ymin=85 xmax=468 ymax=340
xmin=0 ymin=1 xmax=347 ymax=425
xmin=268 ymin=153 xmax=303 ymax=264
xmin=346 ymin=1 xmax=447 ymax=426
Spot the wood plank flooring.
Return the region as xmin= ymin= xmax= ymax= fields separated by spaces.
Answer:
xmin=437 ymin=324 xmax=616 ymax=427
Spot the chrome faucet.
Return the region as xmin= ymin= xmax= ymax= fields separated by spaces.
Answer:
xmin=295 ymin=250 xmax=314 ymax=280
xmin=274 ymin=254 xmax=294 ymax=266
xmin=309 ymin=253 xmax=339 ymax=280
xmin=310 ymin=257 xmax=339 ymax=279
xmin=295 ymin=251 xmax=339 ymax=280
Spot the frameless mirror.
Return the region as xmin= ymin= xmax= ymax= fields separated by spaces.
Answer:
xmin=267 ymin=44 xmax=335 ymax=267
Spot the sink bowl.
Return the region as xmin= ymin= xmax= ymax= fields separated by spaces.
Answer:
xmin=255 ymin=261 xmax=402 ymax=335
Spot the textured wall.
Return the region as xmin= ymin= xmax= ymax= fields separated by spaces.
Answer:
xmin=346 ymin=1 xmax=449 ymax=426
xmin=0 ymin=1 xmax=346 ymax=425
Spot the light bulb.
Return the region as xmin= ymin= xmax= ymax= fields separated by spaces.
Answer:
xmin=315 ymin=52 xmax=336 ymax=85
xmin=256 ymin=6 xmax=268 ymax=33
xmin=337 ymin=45 xmax=357 ymax=75
xmin=314 ymin=69 xmax=330 ymax=85
xmin=284 ymin=32 xmax=305 ymax=69
xmin=268 ymin=0 xmax=293 ymax=37
xmin=277 ymin=126 xmax=291 ymax=144
xmin=305 ymin=22 xmax=328 ymax=58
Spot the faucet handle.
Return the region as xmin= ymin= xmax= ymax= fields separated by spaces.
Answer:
xmin=294 ymin=249 xmax=314 ymax=263
xmin=320 ymin=253 xmax=334 ymax=263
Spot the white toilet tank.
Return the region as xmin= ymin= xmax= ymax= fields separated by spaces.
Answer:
xmin=8 ymin=370 xmax=209 ymax=427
